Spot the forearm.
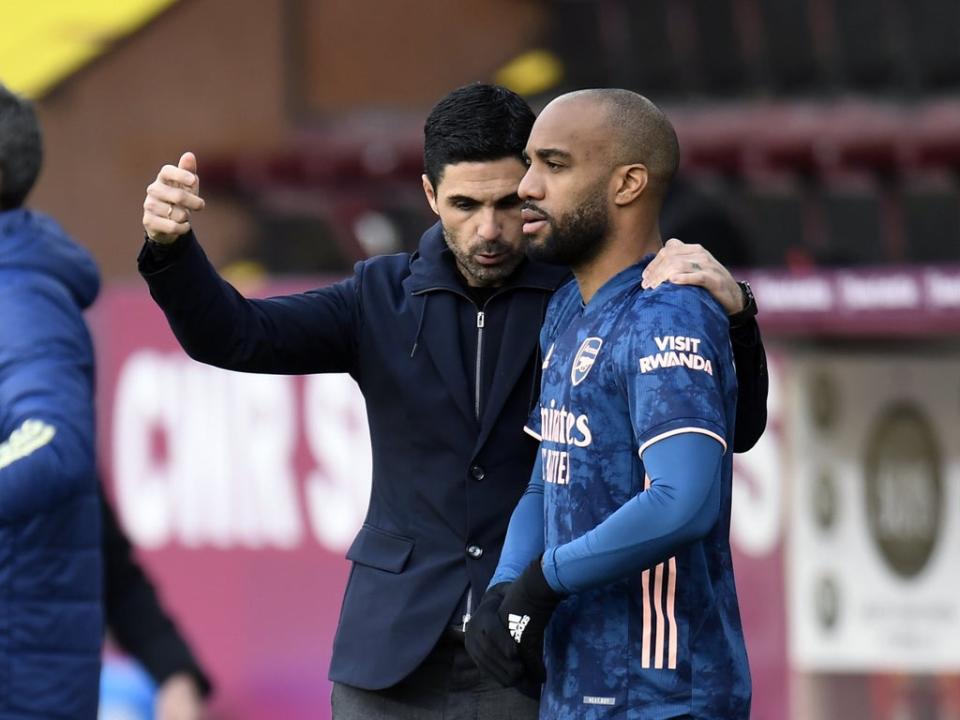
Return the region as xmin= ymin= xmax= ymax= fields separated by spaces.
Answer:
xmin=0 ymin=341 xmax=96 ymax=521
xmin=139 ymin=233 xmax=357 ymax=375
xmin=489 ymin=456 xmax=545 ymax=587
xmin=0 ymin=417 xmax=95 ymax=521
xmin=543 ymin=433 xmax=722 ymax=594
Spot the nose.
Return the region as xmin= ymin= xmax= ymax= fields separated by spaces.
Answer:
xmin=518 ymin=165 xmax=541 ymax=201
xmin=476 ymin=207 xmax=500 ymax=241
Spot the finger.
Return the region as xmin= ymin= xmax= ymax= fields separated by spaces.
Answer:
xmin=167 ymin=205 xmax=191 ymax=224
xmin=178 ymin=151 xmax=197 ymax=174
xmin=521 ymin=651 xmax=546 ymax=685
xmin=662 ymin=271 xmax=712 ymax=287
xmin=473 ymin=644 xmax=525 ymax=687
xmin=144 ymin=214 xmax=190 ymax=238
xmin=143 ymin=196 xmax=191 ymax=222
xmin=657 ymin=243 xmax=705 ymax=259
xmin=157 ymin=163 xmax=198 ymax=189
xmin=178 ymin=151 xmax=200 ymax=194
xmin=643 ymin=257 xmax=689 ymax=288
xmin=147 ymin=181 xmax=205 ymax=211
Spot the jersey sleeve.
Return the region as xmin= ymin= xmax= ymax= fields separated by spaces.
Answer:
xmin=542 ymin=432 xmax=723 ymax=593
xmin=488 ymin=452 xmax=546 ymax=587
xmin=622 ymin=288 xmax=731 ymax=455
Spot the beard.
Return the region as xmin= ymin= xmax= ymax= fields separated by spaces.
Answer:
xmin=441 ymin=228 xmax=525 ymax=287
xmin=524 ymin=185 xmax=610 ymax=268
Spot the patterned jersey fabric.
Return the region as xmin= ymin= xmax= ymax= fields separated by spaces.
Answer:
xmin=525 ymin=259 xmax=750 ymax=719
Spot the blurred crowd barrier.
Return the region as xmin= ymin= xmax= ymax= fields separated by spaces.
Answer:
xmin=94 ymin=266 xmax=960 ymax=720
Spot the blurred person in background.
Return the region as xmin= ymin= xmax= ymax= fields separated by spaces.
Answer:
xmin=466 ymin=89 xmax=750 ymax=719
xmin=138 ymin=83 xmax=766 ymax=720
xmin=0 ymin=83 xmax=102 ymax=719
xmin=101 ymin=487 xmax=213 ymax=720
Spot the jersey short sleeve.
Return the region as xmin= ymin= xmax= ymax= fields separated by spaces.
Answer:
xmin=621 ymin=286 xmax=732 ymax=455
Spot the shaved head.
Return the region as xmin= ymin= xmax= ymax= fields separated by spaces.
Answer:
xmin=548 ymin=89 xmax=679 ymax=198
xmin=519 ymin=88 xmax=680 ymax=272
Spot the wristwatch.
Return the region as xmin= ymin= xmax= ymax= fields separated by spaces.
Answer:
xmin=728 ymin=281 xmax=758 ymax=328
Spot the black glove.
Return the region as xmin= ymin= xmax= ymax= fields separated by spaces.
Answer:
xmin=465 ymin=583 xmax=525 ymax=687
xmin=497 ymin=557 xmax=564 ymax=684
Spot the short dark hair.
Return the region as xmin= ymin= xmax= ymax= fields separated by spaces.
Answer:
xmin=423 ymin=83 xmax=534 ymax=189
xmin=0 ymin=84 xmax=43 ymax=210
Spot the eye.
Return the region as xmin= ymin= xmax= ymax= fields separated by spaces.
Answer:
xmin=546 ymin=161 xmax=564 ymax=172
xmin=452 ymin=199 xmax=477 ymax=211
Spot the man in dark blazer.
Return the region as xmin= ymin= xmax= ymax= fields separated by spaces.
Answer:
xmin=138 ymin=84 xmax=767 ymax=720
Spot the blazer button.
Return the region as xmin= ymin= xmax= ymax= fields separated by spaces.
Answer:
xmin=470 ymin=465 xmax=485 ymax=481
xmin=466 ymin=544 xmax=483 ymax=559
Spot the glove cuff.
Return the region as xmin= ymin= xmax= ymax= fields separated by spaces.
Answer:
xmin=522 ymin=558 xmax=564 ymax=609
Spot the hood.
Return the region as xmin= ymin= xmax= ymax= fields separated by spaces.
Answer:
xmin=0 ymin=209 xmax=100 ymax=309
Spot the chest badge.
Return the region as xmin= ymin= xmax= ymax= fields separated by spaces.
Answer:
xmin=571 ymin=337 xmax=603 ymax=386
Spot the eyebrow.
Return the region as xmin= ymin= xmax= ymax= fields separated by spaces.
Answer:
xmin=535 ymin=148 xmax=573 ymax=163
xmin=446 ymin=192 xmax=521 ymax=206
xmin=446 ymin=194 xmax=479 ymax=205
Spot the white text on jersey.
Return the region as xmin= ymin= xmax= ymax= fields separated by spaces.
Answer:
xmin=639 ymin=335 xmax=713 ymax=376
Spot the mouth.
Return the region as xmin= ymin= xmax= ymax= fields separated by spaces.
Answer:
xmin=521 ymin=206 xmax=548 ymax=235
xmin=475 ymin=250 xmax=507 ymax=266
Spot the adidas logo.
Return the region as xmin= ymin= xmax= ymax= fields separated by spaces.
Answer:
xmin=508 ymin=613 xmax=530 ymax=643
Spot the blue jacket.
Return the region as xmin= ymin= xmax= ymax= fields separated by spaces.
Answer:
xmin=139 ymin=223 xmax=768 ymax=689
xmin=0 ymin=210 xmax=102 ymax=719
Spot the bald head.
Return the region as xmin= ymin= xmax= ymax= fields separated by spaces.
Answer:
xmin=544 ymin=89 xmax=679 ymax=198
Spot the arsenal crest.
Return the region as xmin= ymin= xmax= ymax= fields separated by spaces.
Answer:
xmin=571 ymin=337 xmax=603 ymax=386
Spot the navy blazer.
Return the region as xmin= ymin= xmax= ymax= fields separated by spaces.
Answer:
xmin=139 ymin=223 xmax=767 ymax=689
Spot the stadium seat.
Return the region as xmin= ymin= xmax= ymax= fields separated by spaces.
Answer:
xmin=756 ymin=0 xmax=823 ymax=93
xmin=818 ymin=175 xmax=885 ymax=266
xmin=737 ymin=175 xmax=810 ymax=267
xmin=902 ymin=178 xmax=960 ymax=263
xmin=832 ymin=2 xmax=900 ymax=91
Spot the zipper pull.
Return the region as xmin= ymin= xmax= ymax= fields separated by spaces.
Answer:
xmin=477 ymin=311 xmax=485 ymax=329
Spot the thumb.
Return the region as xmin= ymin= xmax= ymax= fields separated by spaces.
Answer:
xmin=178 ymin=151 xmax=200 ymax=193
xmin=178 ymin=151 xmax=197 ymax=173
xmin=664 ymin=237 xmax=684 ymax=248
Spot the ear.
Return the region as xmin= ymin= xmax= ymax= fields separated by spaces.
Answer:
xmin=613 ymin=164 xmax=648 ymax=206
xmin=422 ymin=174 xmax=440 ymax=216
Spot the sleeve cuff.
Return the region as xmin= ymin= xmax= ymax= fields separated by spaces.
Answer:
xmin=137 ymin=233 xmax=192 ymax=276
xmin=541 ymin=547 xmax=569 ymax=594
xmin=637 ymin=421 xmax=728 ymax=457
xmin=729 ymin=317 xmax=759 ymax=346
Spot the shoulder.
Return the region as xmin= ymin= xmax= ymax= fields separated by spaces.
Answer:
xmin=608 ymin=283 xmax=730 ymax=366
xmin=633 ymin=282 xmax=728 ymax=333
xmin=354 ymin=251 xmax=415 ymax=281
xmin=0 ymin=279 xmax=92 ymax=359
xmin=339 ymin=252 xmax=416 ymax=305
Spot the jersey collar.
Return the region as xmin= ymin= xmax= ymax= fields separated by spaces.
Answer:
xmin=580 ymin=254 xmax=656 ymax=316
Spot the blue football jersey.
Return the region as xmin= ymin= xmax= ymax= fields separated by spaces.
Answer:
xmin=525 ymin=259 xmax=750 ymax=719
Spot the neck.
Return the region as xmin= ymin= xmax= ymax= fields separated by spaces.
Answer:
xmin=573 ymin=219 xmax=662 ymax=304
